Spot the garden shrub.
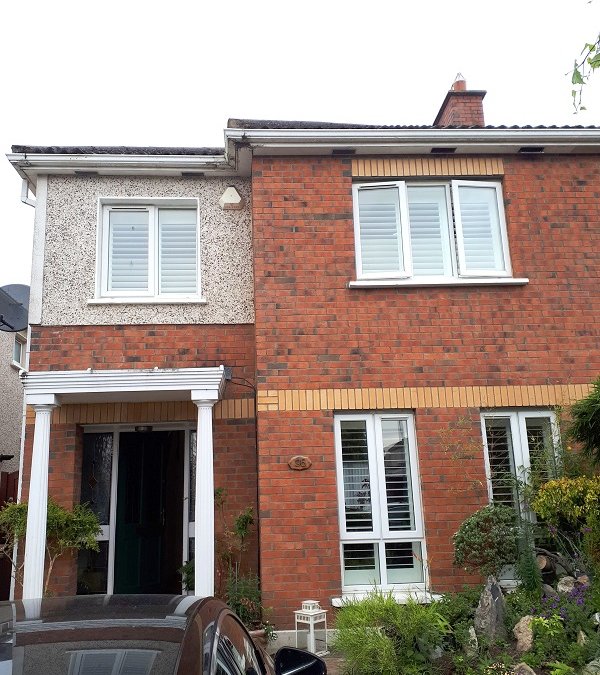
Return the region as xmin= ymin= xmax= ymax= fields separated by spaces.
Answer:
xmin=568 ymin=376 xmax=600 ymax=464
xmin=333 ymin=591 xmax=449 ymax=675
xmin=453 ymin=504 xmax=518 ymax=577
xmin=533 ymin=476 xmax=600 ymax=572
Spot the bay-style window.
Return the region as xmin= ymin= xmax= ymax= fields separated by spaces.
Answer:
xmin=99 ymin=201 xmax=199 ymax=299
xmin=481 ymin=411 xmax=560 ymax=513
xmin=334 ymin=414 xmax=426 ymax=592
xmin=352 ymin=180 xmax=511 ymax=283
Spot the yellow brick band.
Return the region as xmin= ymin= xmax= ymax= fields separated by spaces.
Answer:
xmin=351 ymin=157 xmax=504 ymax=178
xmin=256 ymin=384 xmax=591 ymax=413
xmin=25 ymin=398 xmax=256 ymax=425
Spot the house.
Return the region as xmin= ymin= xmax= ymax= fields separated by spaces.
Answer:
xmin=7 ymin=78 xmax=600 ymax=629
xmin=0 ymin=288 xmax=27 ymax=599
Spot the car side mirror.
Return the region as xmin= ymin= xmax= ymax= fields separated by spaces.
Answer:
xmin=274 ymin=647 xmax=327 ymax=675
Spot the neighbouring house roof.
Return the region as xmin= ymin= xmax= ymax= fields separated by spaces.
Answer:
xmin=11 ymin=145 xmax=224 ymax=155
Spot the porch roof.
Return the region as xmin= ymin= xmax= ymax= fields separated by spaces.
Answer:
xmin=22 ymin=366 xmax=227 ymax=404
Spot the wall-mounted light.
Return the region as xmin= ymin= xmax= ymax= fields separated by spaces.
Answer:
xmin=134 ymin=425 xmax=152 ymax=433
xmin=219 ymin=186 xmax=245 ymax=210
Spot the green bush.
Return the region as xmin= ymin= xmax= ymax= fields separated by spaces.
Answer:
xmin=453 ymin=504 xmax=518 ymax=578
xmin=333 ymin=591 xmax=449 ymax=675
xmin=569 ymin=376 xmax=600 ymax=464
xmin=0 ymin=499 xmax=100 ymax=594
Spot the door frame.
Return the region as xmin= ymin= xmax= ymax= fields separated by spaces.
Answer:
xmin=84 ymin=422 xmax=194 ymax=594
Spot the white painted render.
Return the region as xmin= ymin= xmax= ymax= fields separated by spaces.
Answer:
xmin=0 ymin=331 xmax=23 ymax=474
xmin=40 ymin=175 xmax=253 ymax=325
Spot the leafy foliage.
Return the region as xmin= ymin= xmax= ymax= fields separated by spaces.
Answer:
xmin=571 ymin=34 xmax=600 ymax=111
xmin=453 ymin=504 xmax=519 ymax=577
xmin=568 ymin=376 xmax=600 ymax=463
xmin=0 ymin=499 xmax=100 ymax=594
xmin=333 ymin=591 xmax=450 ymax=675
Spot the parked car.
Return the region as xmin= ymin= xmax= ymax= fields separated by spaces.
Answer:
xmin=0 ymin=594 xmax=326 ymax=675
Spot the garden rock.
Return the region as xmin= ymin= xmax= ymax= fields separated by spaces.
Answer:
xmin=513 ymin=664 xmax=536 ymax=675
xmin=578 ymin=629 xmax=589 ymax=645
xmin=474 ymin=576 xmax=506 ymax=641
xmin=582 ymin=659 xmax=600 ymax=674
xmin=512 ymin=615 xmax=533 ymax=653
xmin=542 ymin=583 xmax=559 ymax=598
xmin=557 ymin=576 xmax=576 ymax=593
xmin=464 ymin=625 xmax=478 ymax=657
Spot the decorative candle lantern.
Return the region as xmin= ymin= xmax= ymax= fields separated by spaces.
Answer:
xmin=294 ymin=600 xmax=328 ymax=655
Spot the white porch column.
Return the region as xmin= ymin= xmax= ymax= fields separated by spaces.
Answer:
xmin=191 ymin=391 xmax=218 ymax=597
xmin=22 ymin=394 xmax=60 ymax=600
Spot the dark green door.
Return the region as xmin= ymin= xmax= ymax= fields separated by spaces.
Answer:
xmin=114 ymin=431 xmax=183 ymax=594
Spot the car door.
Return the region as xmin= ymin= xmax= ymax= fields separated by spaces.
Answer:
xmin=212 ymin=612 xmax=267 ymax=675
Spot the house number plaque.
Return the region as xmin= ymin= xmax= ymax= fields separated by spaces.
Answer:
xmin=288 ymin=455 xmax=312 ymax=471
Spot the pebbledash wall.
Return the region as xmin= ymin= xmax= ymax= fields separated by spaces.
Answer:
xmin=22 ymin=175 xmax=258 ymax=596
xmin=251 ymin=154 xmax=600 ymax=627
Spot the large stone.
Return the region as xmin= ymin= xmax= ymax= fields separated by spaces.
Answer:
xmin=513 ymin=664 xmax=537 ymax=675
xmin=464 ymin=625 xmax=478 ymax=657
xmin=513 ymin=615 xmax=534 ymax=653
xmin=474 ymin=576 xmax=506 ymax=641
xmin=542 ymin=583 xmax=559 ymax=598
xmin=582 ymin=659 xmax=600 ymax=674
xmin=557 ymin=576 xmax=576 ymax=593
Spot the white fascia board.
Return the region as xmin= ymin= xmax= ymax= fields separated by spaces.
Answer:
xmin=6 ymin=153 xmax=236 ymax=180
xmin=23 ymin=366 xmax=226 ymax=400
xmin=225 ymin=127 xmax=600 ymax=154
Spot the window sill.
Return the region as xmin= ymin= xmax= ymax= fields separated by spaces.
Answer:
xmin=10 ymin=362 xmax=26 ymax=372
xmin=332 ymin=590 xmax=441 ymax=607
xmin=348 ymin=277 xmax=529 ymax=289
xmin=88 ymin=297 xmax=207 ymax=306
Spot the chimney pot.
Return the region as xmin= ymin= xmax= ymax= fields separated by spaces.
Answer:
xmin=452 ymin=73 xmax=467 ymax=91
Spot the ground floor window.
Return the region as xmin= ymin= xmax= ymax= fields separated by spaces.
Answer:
xmin=334 ymin=413 xmax=425 ymax=592
xmin=481 ymin=410 xmax=560 ymax=513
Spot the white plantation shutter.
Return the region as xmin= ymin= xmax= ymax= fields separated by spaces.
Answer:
xmin=484 ymin=418 xmax=518 ymax=508
xmin=108 ymin=211 xmax=149 ymax=291
xmin=357 ymin=186 xmax=405 ymax=275
xmin=454 ymin=182 xmax=507 ymax=275
xmin=159 ymin=209 xmax=197 ymax=294
xmin=407 ymin=186 xmax=453 ymax=276
xmin=340 ymin=420 xmax=373 ymax=533
xmin=381 ymin=419 xmax=415 ymax=531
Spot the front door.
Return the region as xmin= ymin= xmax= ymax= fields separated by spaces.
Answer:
xmin=114 ymin=431 xmax=183 ymax=594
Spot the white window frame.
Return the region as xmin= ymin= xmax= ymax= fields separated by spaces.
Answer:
xmin=352 ymin=179 xmax=512 ymax=284
xmin=12 ymin=332 xmax=26 ymax=369
xmin=481 ymin=410 xmax=561 ymax=511
xmin=334 ymin=413 xmax=427 ymax=593
xmin=97 ymin=198 xmax=201 ymax=301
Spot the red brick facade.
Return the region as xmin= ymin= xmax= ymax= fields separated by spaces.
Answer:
xmin=22 ymin=324 xmax=258 ymax=597
xmin=251 ymin=154 xmax=600 ymax=626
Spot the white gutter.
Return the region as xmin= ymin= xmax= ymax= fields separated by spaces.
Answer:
xmin=20 ymin=179 xmax=35 ymax=207
xmin=7 ymin=152 xmax=232 ymax=173
xmin=225 ymin=127 xmax=600 ymax=146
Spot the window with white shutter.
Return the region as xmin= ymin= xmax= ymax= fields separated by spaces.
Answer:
xmin=335 ymin=413 xmax=426 ymax=592
xmin=100 ymin=201 xmax=199 ymax=299
xmin=353 ymin=180 xmax=511 ymax=283
xmin=481 ymin=411 xmax=560 ymax=515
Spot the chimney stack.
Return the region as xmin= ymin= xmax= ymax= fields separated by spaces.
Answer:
xmin=433 ymin=73 xmax=486 ymax=127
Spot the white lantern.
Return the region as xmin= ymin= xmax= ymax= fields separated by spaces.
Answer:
xmin=294 ymin=600 xmax=328 ymax=655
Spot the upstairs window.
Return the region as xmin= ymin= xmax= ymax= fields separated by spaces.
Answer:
xmin=352 ymin=180 xmax=511 ymax=282
xmin=99 ymin=202 xmax=199 ymax=299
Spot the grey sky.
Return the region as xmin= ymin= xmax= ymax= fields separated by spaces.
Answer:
xmin=1 ymin=0 xmax=599 ymax=288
